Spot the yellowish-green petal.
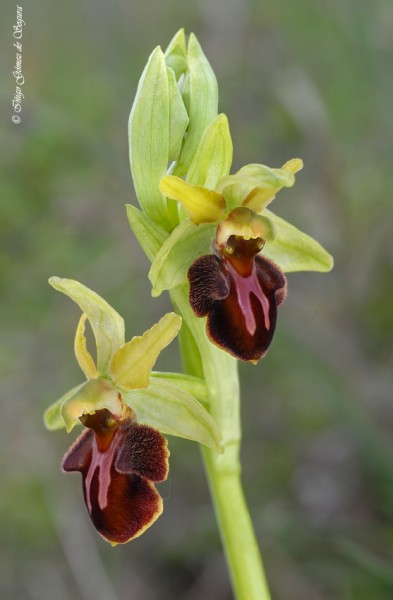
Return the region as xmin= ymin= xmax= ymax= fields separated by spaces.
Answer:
xmin=110 ymin=313 xmax=182 ymax=390
xmin=217 ymin=159 xmax=303 ymax=213
xmin=61 ymin=379 xmax=122 ymax=433
xmin=74 ymin=313 xmax=97 ymax=379
xmin=281 ymin=158 xmax=304 ymax=174
xmin=242 ymin=158 xmax=304 ymax=213
xmin=160 ymin=176 xmax=226 ymax=224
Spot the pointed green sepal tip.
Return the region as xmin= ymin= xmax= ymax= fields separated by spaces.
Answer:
xmin=123 ymin=378 xmax=222 ymax=452
xmin=44 ymin=383 xmax=84 ymax=431
xmin=263 ymin=209 xmax=334 ymax=273
xmin=49 ymin=276 xmax=125 ymax=375
xmin=126 ymin=204 xmax=169 ymax=263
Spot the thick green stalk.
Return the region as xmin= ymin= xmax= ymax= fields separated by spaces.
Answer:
xmin=170 ymin=286 xmax=271 ymax=600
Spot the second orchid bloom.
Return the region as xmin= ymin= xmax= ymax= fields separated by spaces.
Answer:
xmin=159 ymin=158 xmax=301 ymax=361
xmin=44 ymin=277 xmax=220 ymax=544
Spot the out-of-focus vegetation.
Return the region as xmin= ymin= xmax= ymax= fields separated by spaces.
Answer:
xmin=1 ymin=1 xmax=392 ymax=598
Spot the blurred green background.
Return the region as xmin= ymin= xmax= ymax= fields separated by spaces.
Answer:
xmin=1 ymin=0 xmax=393 ymax=598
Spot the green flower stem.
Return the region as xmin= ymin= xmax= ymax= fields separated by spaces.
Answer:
xmin=170 ymin=286 xmax=272 ymax=600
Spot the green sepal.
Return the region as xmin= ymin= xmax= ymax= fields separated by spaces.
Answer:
xmin=148 ymin=219 xmax=215 ymax=297
xmin=263 ymin=209 xmax=334 ymax=272
xmin=126 ymin=204 xmax=169 ymax=262
xmin=173 ymin=33 xmax=218 ymax=177
xmin=49 ymin=277 xmax=125 ymax=374
xmin=151 ymin=371 xmax=208 ymax=405
xmin=61 ymin=378 xmax=122 ymax=433
xmin=186 ymin=114 xmax=233 ymax=188
xmin=44 ymin=383 xmax=84 ymax=431
xmin=123 ymin=378 xmax=222 ymax=452
xmin=167 ymin=67 xmax=189 ymax=161
xmin=128 ymin=46 xmax=171 ymax=230
xmin=164 ymin=28 xmax=187 ymax=79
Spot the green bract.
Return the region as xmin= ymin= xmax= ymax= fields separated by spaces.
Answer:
xmin=126 ymin=204 xmax=169 ymax=261
xmin=173 ymin=33 xmax=218 ymax=178
xmin=44 ymin=277 xmax=221 ymax=450
xmin=129 ymin=47 xmax=172 ymax=230
xmin=186 ymin=113 xmax=233 ymax=188
xmin=167 ymin=66 xmax=189 ymax=161
xmin=129 ymin=30 xmax=219 ymax=230
xmin=164 ymin=28 xmax=187 ymax=79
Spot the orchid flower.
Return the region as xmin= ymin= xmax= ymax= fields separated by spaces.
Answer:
xmin=44 ymin=277 xmax=221 ymax=544
xmin=158 ymin=159 xmax=302 ymax=361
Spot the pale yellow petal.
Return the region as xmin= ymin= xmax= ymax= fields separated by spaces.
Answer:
xmin=281 ymin=158 xmax=303 ymax=174
xmin=242 ymin=158 xmax=303 ymax=213
xmin=110 ymin=313 xmax=182 ymax=390
xmin=242 ymin=187 xmax=277 ymax=213
xmin=159 ymin=176 xmax=226 ymax=224
xmin=74 ymin=313 xmax=97 ymax=378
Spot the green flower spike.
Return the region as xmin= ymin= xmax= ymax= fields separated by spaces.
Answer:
xmin=45 ymin=277 xmax=221 ymax=544
xmin=125 ymin=30 xmax=335 ymax=598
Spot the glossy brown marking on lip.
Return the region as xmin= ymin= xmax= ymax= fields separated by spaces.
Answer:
xmin=188 ymin=237 xmax=286 ymax=362
xmin=62 ymin=409 xmax=169 ymax=544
